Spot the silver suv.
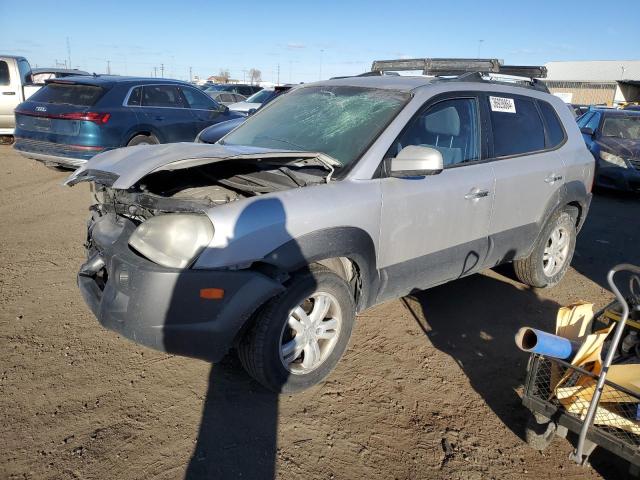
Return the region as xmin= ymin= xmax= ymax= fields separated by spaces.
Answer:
xmin=67 ymin=61 xmax=594 ymax=392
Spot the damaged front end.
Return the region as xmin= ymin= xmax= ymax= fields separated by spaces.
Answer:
xmin=67 ymin=144 xmax=336 ymax=360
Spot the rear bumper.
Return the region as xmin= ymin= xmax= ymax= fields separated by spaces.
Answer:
xmin=13 ymin=137 xmax=107 ymax=168
xmin=78 ymin=214 xmax=284 ymax=361
xmin=595 ymin=166 xmax=640 ymax=193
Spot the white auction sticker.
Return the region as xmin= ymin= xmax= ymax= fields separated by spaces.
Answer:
xmin=489 ymin=96 xmax=516 ymax=113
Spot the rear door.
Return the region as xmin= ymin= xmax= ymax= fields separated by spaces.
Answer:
xmin=484 ymin=93 xmax=567 ymax=265
xmin=378 ymin=94 xmax=494 ymax=300
xmin=140 ymin=84 xmax=195 ymax=142
xmin=179 ymin=85 xmax=225 ymax=134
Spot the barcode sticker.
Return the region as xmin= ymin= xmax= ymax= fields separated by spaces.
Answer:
xmin=489 ymin=96 xmax=516 ymax=113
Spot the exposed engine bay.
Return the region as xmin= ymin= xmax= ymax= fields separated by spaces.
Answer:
xmin=86 ymin=156 xmax=333 ymax=221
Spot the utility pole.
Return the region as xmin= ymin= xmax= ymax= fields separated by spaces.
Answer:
xmin=106 ymin=60 xmax=111 ymax=75
xmin=160 ymin=63 xmax=164 ymax=78
xmin=66 ymin=37 xmax=72 ymax=71
xmin=277 ymin=63 xmax=280 ymax=85
xmin=153 ymin=66 xmax=157 ymax=78
xmin=242 ymin=69 xmax=247 ymax=83
xmin=189 ymin=66 xmax=193 ymax=83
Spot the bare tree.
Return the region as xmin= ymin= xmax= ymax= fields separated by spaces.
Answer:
xmin=248 ymin=68 xmax=262 ymax=85
xmin=218 ymin=68 xmax=230 ymax=83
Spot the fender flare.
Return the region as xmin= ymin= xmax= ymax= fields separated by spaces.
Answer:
xmin=261 ymin=227 xmax=379 ymax=310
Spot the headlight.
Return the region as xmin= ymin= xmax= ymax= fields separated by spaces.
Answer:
xmin=599 ymin=151 xmax=628 ymax=168
xmin=128 ymin=214 xmax=214 ymax=268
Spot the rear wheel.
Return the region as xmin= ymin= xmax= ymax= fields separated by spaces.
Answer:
xmin=514 ymin=208 xmax=577 ymax=288
xmin=238 ymin=266 xmax=355 ymax=393
xmin=127 ymin=134 xmax=159 ymax=147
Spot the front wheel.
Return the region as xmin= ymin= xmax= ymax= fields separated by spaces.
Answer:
xmin=238 ymin=266 xmax=355 ymax=393
xmin=514 ymin=208 xmax=577 ymax=288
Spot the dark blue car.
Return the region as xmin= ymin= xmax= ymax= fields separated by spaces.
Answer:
xmin=577 ymin=108 xmax=640 ymax=192
xmin=13 ymin=76 xmax=242 ymax=168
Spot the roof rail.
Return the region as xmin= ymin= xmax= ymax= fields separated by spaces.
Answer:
xmin=370 ymin=58 xmax=547 ymax=79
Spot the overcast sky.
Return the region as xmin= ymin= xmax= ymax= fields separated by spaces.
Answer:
xmin=1 ymin=0 xmax=638 ymax=83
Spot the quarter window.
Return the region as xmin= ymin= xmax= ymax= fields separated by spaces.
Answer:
xmin=0 ymin=61 xmax=9 ymax=86
xmin=142 ymin=85 xmax=185 ymax=108
xmin=127 ymin=86 xmax=142 ymax=106
xmin=538 ymin=101 xmax=565 ymax=148
xmin=489 ymin=96 xmax=545 ymax=157
xmin=391 ymin=98 xmax=480 ymax=167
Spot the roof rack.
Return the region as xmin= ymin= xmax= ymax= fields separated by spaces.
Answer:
xmin=370 ymin=58 xmax=547 ymax=79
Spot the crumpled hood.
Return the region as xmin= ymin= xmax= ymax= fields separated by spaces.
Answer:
xmin=597 ymin=137 xmax=640 ymax=159
xmin=65 ymin=142 xmax=311 ymax=189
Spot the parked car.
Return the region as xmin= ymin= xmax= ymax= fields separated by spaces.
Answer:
xmin=197 ymin=85 xmax=293 ymax=143
xmin=577 ymin=108 xmax=640 ymax=192
xmin=0 ymin=55 xmax=40 ymax=135
xmin=205 ymin=90 xmax=246 ymax=106
xmin=204 ymin=83 xmax=262 ymax=97
xmin=66 ymin=74 xmax=593 ymax=393
xmin=13 ymin=76 xmax=244 ymax=168
xmin=568 ymin=104 xmax=591 ymax=118
xmin=227 ymin=85 xmax=292 ymax=113
xmin=31 ymin=68 xmax=90 ymax=84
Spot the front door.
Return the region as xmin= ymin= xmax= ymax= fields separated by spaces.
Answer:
xmin=140 ymin=84 xmax=197 ymax=142
xmin=378 ymin=96 xmax=494 ymax=301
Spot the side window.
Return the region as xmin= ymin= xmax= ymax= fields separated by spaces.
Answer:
xmin=142 ymin=85 xmax=185 ymax=108
xmin=584 ymin=112 xmax=601 ymax=132
xmin=538 ymin=101 xmax=566 ymax=148
xmin=181 ymin=86 xmax=216 ymax=110
xmin=391 ymin=97 xmax=480 ymax=167
xmin=489 ymin=96 xmax=545 ymax=157
xmin=127 ymin=86 xmax=142 ymax=106
xmin=17 ymin=59 xmax=32 ymax=84
xmin=577 ymin=112 xmax=593 ymax=128
xmin=0 ymin=61 xmax=9 ymax=86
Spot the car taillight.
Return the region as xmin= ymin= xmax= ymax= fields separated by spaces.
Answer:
xmin=59 ymin=112 xmax=111 ymax=124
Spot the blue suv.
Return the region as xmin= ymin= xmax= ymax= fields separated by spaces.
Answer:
xmin=13 ymin=76 xmax=243 ymax=168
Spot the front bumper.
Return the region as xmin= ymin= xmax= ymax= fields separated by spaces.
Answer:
xmin=78 ymin=214 xmax=284 ymax=361
xmin=595 ymin=165 xmax=640 ymax=193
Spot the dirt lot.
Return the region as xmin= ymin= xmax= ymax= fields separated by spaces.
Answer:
xmin=2 ymin=144 xmax=639 ymax=480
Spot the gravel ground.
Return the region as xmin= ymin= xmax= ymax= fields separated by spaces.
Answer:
xmin=1 ymin=145 xmax=639 ymax=479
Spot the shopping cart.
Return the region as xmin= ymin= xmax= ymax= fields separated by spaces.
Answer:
xmin=521 ymin=264 xmax=640 ymax=469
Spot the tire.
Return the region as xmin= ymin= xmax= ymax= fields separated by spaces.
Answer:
xmin=525 ymin=414 xmax=556 ymax=451
xmin=127 ymin=134 xmax=159 ymax=147
xmin=238 ymin=265 xmax=356 ymax=393
xmin=514 ymin=208 xmax=577 ymax=288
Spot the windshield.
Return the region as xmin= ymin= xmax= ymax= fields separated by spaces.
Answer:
xmin=222 ymin=86 xmax=409 ymax=166
xmin=244 ymin=89 xmax=274 ymax=104
xmin=601 ymin=115 xmax=640 ymax=140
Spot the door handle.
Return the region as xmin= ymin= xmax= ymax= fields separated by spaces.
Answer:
xmin=544 ymin=174 xmax=563 ymax=184
xmin=2 ymin=91 xmax=16 ymax=95
xmin=464 ymin=189 xmax=490 ymax=200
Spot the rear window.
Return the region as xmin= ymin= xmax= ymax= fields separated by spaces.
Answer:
xmin=538 ymin=101 xmax=565 ymax=148
xmin=489 ymin=96 xmax=545 ymax=157
xmin=29 ymin=82 xmax=105 ymax=106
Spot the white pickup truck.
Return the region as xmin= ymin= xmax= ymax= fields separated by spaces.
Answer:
xmin=0 ymin=55 xmax=41 ymax=136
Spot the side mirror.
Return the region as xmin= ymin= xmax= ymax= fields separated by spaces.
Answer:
xmin=580 ymin=127 xmax=594 ymax=136
xmin=247 ymin=108 xmax=257 ymax=116
xmin=390 ymin=146 xmax=444 ymax=178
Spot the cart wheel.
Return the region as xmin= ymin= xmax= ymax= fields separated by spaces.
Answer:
xmin=525 ymin=414 xmax=556 ymax=451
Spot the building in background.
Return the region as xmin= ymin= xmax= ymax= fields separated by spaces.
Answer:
xmin=544 ymin=60 xmax=640 ymax=106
